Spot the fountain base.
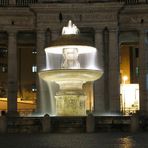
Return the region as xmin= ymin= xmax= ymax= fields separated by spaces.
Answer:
xmin=39 ymin=69 xmax=103 ymax=116
xmin=55 ymin=95 xmax=86 ymax=116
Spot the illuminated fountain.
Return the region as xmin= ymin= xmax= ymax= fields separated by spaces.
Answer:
xmin=39 ymin=20 xmax=103 ymax=116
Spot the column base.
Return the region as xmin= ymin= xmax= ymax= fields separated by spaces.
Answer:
xmin=6 ymin=111 xmax=19 ymax=117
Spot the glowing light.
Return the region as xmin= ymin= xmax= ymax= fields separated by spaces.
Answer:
xmin=120 ymin=84 xmax=139 ymax=115
xmin=97 ymin=113 xmax=121 ymax=116
xmin=122 ymin=75 xmax=128 ymax=84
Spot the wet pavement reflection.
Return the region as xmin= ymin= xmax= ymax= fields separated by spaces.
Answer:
xmin=0 ymin=132 xmax=147 ymax=148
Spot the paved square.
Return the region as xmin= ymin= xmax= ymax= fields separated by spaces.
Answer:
xmin=0 ymin=132 xmax=148 ymax=148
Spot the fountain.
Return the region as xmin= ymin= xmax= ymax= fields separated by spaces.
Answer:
xmin=39 ymin=20 xmax=103 ymax=116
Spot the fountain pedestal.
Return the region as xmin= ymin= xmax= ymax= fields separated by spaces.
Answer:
xmin=55 ymin=95 xmax=86 ymax=116
xmin=55 ymin=80 xmax=86 ymax=116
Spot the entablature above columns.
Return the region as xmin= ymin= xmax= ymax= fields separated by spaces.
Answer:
xmin=119 ymin=5 xmax=148 ymax=30
xmin=30 ymin=3 xmax=123 ymax=13
xmin=0 ymin=7 xmax=35 ymax=30
xmin=31 ymin=2 xmax=122 ymax=31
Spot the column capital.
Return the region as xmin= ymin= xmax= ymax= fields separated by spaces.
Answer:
xmin=108 ymin=28 xmax=118 ymax=32
xmin=138 ymin=29 xmax=148 ymax=35
xmin=36 ymin=28 xmax=46 ymax=33
xmin=107 ymin=26 xmax=119 ymax=32
xmin=94 ymin=28 xmax=103 ymax=34
xmin=7 ymin=29 xmax=17 ymax=36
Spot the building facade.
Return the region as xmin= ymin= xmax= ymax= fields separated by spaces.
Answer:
xmin=0 ymin=0 xmax=148 ymax=116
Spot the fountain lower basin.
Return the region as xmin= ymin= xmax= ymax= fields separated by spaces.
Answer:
xmin=39 ymin=69 xmax=103 ymax=116
xmin=39 ymin=69 xmax=103 ymax=82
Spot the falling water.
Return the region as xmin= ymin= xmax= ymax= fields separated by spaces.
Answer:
xmin=38 ymin=53 xmax=61 ymax=115
xmin=39 ymin=78 xmax=50 ymax=114
xmin=45 ymin=52 xmax=50 ymax=69
xmin=79 ymin=51 xmax=101 ymax=70
xmin=39 ymin=78 xmax=58 ymax=115
xmin=45 ymin=52 xmax=62 ymax=70
xmin=46 ymin=81 xmax=58 ymax=115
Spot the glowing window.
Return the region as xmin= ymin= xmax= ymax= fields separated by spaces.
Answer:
xmin=32 ymin=84 xmax=37 ymax=92
xmin=32 ymin=48 xmax=37 ymax=54
xmin=32 ymin=65 xmax=37 ymax=72
xmin=0 ymin=63 xmax=7 ymax=73
xmin=0 ymin=48 xmax=8 ymax=57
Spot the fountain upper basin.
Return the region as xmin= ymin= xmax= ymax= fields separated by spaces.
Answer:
xmin=39 ymin=69 xmax=103 ymax=82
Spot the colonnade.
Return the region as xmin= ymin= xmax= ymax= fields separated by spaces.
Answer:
xmin=2 ymin=27 xmax=148 ymax=116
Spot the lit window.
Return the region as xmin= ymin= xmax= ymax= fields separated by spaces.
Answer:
xmin=32 ymin=65 xmax=37 ymax=72
xmin=32 ymin=48 xmax=37 ymax=54
xmin=2 ymin=66 xmax=6 ymax=72
xmin=0 ymin=48 xmax=8 ymax=57
xmin=32 ymin=84 xmax=37 ymax=92
xmin=0 ymin=63 xmax=7 ymax=73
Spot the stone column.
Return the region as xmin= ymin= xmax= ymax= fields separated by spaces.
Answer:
xmin=36 ymin=29 xmax=46 ymax=71
xmin=7 ymin=30 xmax=18 ymax=116
xmin=36 ymin=29 xmax=46 ymax=113
xmin=108 ymin=29 xmax=120 ymax=113
xmin=94 ymin=29 xmax=105 ymax=114
xmin=45 ymin=28 xmax=51 ymax=47
xmin=103 ymin=28 xmax=110 ymax=112
xmin=51 ymin=29 xmax=59 ymax=41
xmin=139 ymin=30 xmax=148 ymax=114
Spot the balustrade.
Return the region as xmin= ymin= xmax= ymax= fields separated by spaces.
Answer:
xmin=119 ymin=0 xmax=148 ymax=4
xmin=0 ymin=0 xmax=148 ymax=7
xmin=16 ymin=0 xmax=38 ymax=6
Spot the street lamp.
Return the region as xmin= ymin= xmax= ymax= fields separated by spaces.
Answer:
xmin=122 ymin=75 xmax=128 ymax=84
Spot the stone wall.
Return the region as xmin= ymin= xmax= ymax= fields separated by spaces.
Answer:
xmin=3 ymin=115 xmax=148 ymax=133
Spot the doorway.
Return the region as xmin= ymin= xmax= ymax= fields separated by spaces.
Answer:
xmin=120 ymin=44 xmax=139 ymax=115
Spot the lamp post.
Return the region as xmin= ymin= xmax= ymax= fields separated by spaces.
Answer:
xmin=122 ymin=75 xmax=128 ymax=114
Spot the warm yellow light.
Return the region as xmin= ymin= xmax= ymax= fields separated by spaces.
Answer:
xmin=120 ymin=84 xmax=139 ymax=114
xmin=122 ymin=75 xmax=128 ymax=84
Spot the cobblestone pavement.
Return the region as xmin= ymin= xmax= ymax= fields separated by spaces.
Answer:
xmin=0 ymin=132 xmax=148 ymax=148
